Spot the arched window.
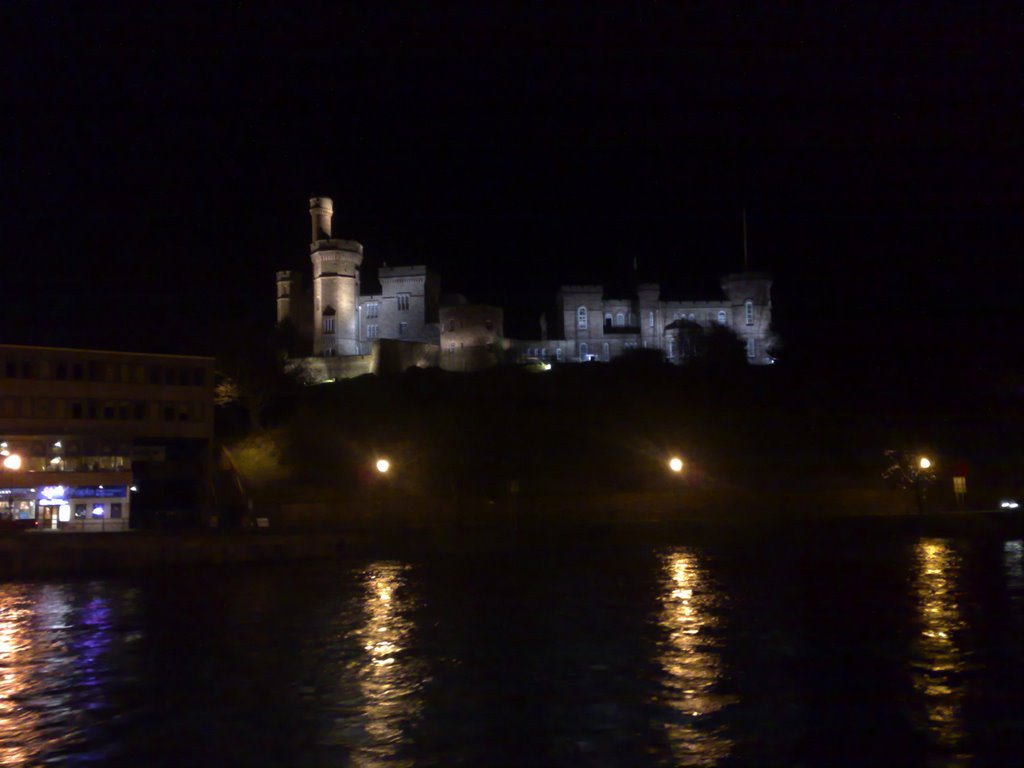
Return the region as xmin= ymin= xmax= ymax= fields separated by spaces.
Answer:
xmin=322 ymin=306 xmax=336 ymax=334
xmin=579 ymin=342 xmax=589 ymax=360
xmin=602 ymin=342 xmax=610 ymax=360
xmin=745 ymin=300 xmax=754 ymax=326
xmin=746 ymin=338 xmax=756 ymax=358
xmin=604 ymin=313 xmax=612 ymax=327
xmin=577 ymin=306 xmax=588 ymax=330
xmin=615 ymin=312 xmax=625 ymax=327
xmin=717 ymin=310 xmax=727 ymax=325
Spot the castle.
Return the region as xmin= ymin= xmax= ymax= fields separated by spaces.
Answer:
xmin=276 ymin=197 xmax=774 ymax=379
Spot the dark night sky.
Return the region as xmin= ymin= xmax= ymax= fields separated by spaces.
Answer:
xmin=2 ymin=2 xmax=1020 ymax=376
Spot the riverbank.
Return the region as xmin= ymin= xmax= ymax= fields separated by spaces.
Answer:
xmin=1 ymin=510 xmax=1022 ymax=579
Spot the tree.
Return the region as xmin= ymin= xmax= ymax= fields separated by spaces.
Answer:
xmin=214 ymin=322 xmax=300 ymax=433
xmin=882 ymin=450 xmax=937 ymax=513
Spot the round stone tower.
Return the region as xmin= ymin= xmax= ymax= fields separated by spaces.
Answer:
xmin=275 ymin=270 xmax=295 ymax=326
xmin=309 ymin=197 xmax=364 ymax=357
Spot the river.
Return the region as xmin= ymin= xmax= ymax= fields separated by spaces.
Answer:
xmin=1 ymin=532 xmax=1022 ymax=766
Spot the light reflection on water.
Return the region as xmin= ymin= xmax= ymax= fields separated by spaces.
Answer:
xmin=342 ymin=562 xmax=424 ymax=768
xmin=912 ymin=539 xmax=967 ymax=763
xmin=657 ymin=548 xmax=734 ymax=765
xmin=0 ymin=536 xmax=1021 ymax=765
xmin=0 ymin=583 xmax=118 ymax=767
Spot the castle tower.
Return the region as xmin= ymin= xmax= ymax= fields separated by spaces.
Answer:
xmin=309 ymin=197 xmax=364 ymax=356
xmin=276 ymin=270 xmax=295 ymax=326
xmin=720 ymin=271 xmax=774 ymax=364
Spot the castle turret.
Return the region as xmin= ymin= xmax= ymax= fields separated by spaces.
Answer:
xmin=276 ymin=270 xmax=295 ymax=326
xmin=310 ymin=196 xmax=333 ymax=241
xmin=720 ymin=271 xmax=774 ymax=364
xmin=309 ymin=197 xmax=364 ymax=356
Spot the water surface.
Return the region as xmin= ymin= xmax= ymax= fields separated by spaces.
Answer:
xmin=1 ymin=533 xmax=1022 ymax=766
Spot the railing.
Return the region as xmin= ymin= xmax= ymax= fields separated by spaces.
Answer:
xmin=56 ymin=519 xmax=129 ymax=533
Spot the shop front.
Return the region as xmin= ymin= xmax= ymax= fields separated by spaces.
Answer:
xmin=0 ymin=483 xmax=131 ymax=532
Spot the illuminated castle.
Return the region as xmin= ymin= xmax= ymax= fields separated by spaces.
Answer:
xmin=276 ymin=197 xmax=774 ymax=379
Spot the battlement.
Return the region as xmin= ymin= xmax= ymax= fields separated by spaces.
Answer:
xmin=310 ymin=239 xmax=364 ymax=255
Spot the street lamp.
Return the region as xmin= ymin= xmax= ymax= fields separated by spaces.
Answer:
xmin=2 ymin=453 xmax=22 ymax=471
xmin=375 ymin=458 xmax=391 ymax=474
xmin=667 ymin=456 xmax=684 ymax=514
xmin=915 ymin=456 xmax=933 ymax=514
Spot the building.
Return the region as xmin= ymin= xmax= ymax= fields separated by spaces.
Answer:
xmin=277 ymin=197 xmax=775 ymax=378
xmin=0 ymin=344 xmax=215 ymax=531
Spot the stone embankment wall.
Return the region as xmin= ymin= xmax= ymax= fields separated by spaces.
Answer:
xmin=0 ymin=531 xmax=358 ymax=580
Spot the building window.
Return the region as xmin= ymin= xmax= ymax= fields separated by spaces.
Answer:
xmin=579 ymin=342 xmax=588 ymax=359
xmin=398 ymin=321 xmax=408 ymax=337
xmin=745 ymin=300 xmax=754 ymax=326
xmin=577 ymin=306 xmax=587 ymax=330
xmin=603 ymin=342 xmax=610 ymax=360
xmin=604 ymin=313 xmax=612 ymax=327
xmin=746 ymin=338 xmax=756 ymax=358
xmin=555 ymin=348 xmax=563 ymax=361
xmin=717 ymin=310 xmax=727 ymax=325
xmin=322 ymin=307 xmax=336 ymax=334
xmin=397 ymin=293 xmax=410 ymax=311
xmin=615 ymin=312 xmax=624 ymax=327
xmin=366 ymin=302 xmax=379 ymax=318
xmin=648 ymin=311 xmax=654 ymax=328
xmin=448 ymin=342 xmax=455 ymax=353
xmin=367 ymin=324 xmax=378 ymax=339
xmin=667 ymin=338 xmax=675 ymax=358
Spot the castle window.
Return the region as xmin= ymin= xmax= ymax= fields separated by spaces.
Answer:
xmin=555 ymin=348 xmax=563 ymax=361
xmin=448 ymin=342 xmax=455 ymax=353
xmin=577 ymin=306 xmax=588 ymax=330
xmin=717 ymin=310 xmax=727 ymax=325
xmin=367 ymin=324 xmax=378 ymax=339
xmin=746 ymin=338 xmax=756 ymax=358
xmin=579 ymin=342 xmax=588 ymax=359
xmin=603 ymin=342 xmax=610 ymax=360
xmin=366 ymin=302 xmax=379 ymax=318
xmin=604 ymin=313 xmax=612 ymax=327
xmin=397 ymin=293 xmax=410 ymax=311
xmin=649 ymin=311 xmax=654 ymax=328
xmin=745 ymin=300 xmax=754 ymax=326
xmin=322 ymin=306 xmax=336 ymax=334
xmin=615 ymin=312 xmax=624 ymax=327
xmin=398 ymin=321 xmax=408 ymax=337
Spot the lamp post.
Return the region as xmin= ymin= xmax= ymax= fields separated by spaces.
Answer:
xmin=915 ymin=456 xmax=932 ymax=515
xmin=668 ymin=456 xmax=684 ymax=514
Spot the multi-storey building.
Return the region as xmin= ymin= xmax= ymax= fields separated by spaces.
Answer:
xmin=0 ymin=345 xmax=214 ymax=531
xmin=277 ymin=197 xmax=774 ymax=378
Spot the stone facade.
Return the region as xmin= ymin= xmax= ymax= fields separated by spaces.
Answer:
xmin=277 ymin=196 xmax=775 ymax=378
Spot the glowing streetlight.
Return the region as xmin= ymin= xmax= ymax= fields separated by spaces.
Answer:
xmin=918 ymin=457 xmax=932 ymax=470
xmin=375 ymin=458 xmax=391 ymax=474
xmin=668 ymin=457 xmax=684 ymax=473
xmin=2 ymin=453 xmax=22 ymax=470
